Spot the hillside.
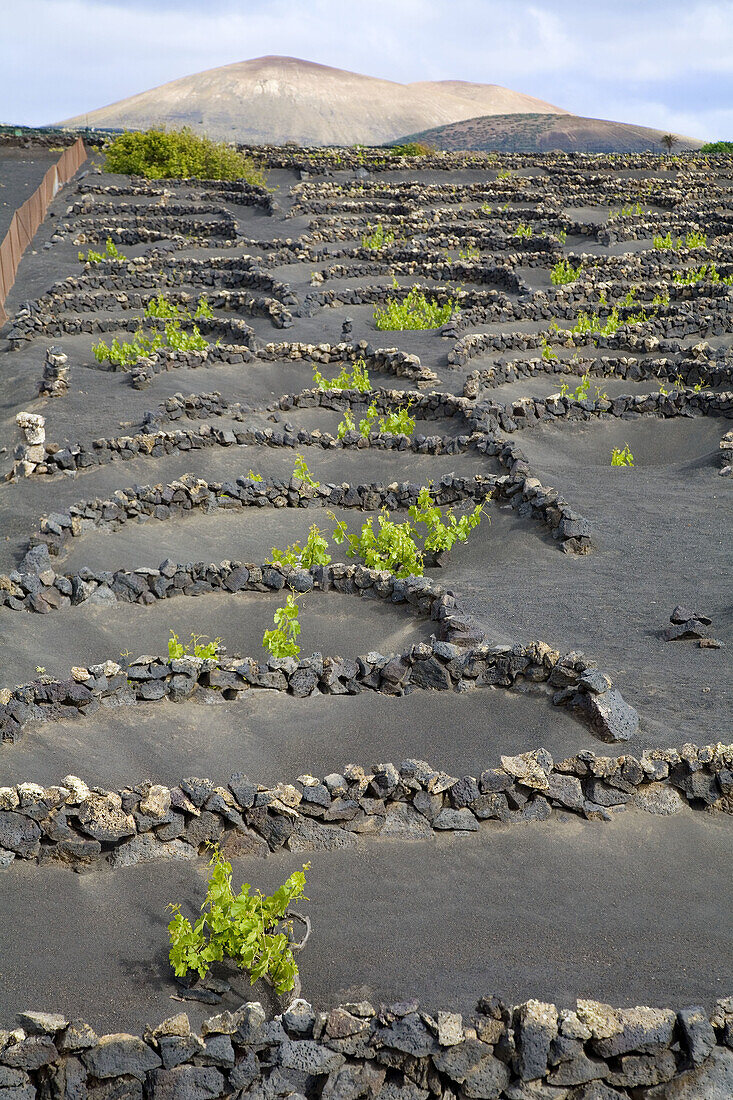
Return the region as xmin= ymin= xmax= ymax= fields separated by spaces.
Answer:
xmin=58 ymin=55 xmax=567 ymax=146
xmin=394 ymin=112 xmax=703 ymax=153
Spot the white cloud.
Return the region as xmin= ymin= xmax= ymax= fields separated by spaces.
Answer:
xmin=1 ymin=0 xmax=732 ymax=135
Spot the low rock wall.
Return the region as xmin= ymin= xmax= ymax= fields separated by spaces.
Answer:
xmin=2 ymin=989 xmax=732 ymax=1100
xmin=0 ymin=736 xmax=729 ymax=869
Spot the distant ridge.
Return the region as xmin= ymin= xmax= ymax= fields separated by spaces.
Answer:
xmin=58 ymin=55 xmax=568 ymax=146
xmin=394 ymin=112 xmax=703 ymax=154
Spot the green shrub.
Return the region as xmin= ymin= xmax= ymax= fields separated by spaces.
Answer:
xmin=337 ymin=400 xmax=416 ymax=439
xmin=329 ymin=490 xmax=488 ymax=576
xmin=262 ymin=592 xmax=302 ymax=659
xmin=93 ymin=317 xmax=208 ymax=366
xmin=267 ymin=525 xmax=331 ymax=569
xmin=551 ymin=259 xmax=581 ymax=285
xmin=699 ymin=141 xmax=733 ymax=154
xmin=362 ymin=223 xmax=395 ymax=250
xmin=145 ymin=292 xmax=214 ymax=321
xmin=78 ymin=237 xmax=126 ymax=264
xmin=672 ymin=262 xmax=733 ymax=285
xmin=313 ymin=359 xmax=371 ymax=392
xmin=388 ymin=142 xmax=434 ymax=157
xmin=336 ymin=408 xmax=356 ymax=439
xmin=332 ymin=511 xmax=424 ymax=578
xmin=103 ymin=128 xmax=267 ymax=185
xmin=168 ymin=632 xmax=221 ymax=660
xmin=293 ymin=455 xmax=319 ymax=487
xmin=611 ymin=443 xmax=634 ymax=466
xmin=92 ymin=329 xmax=164 ymax=367
xmin=559 ymin=373 xmax=608 ymax=402
xmin=409 ymin=488 xmax=490 ymax=552
xmin=162 ymin=319 xmax=209 ymax=352
xmin=379 ymin=404 xmax=416 ymax=435
xmin=167 ymin=846 xmax=309 ymax=994
xmin=513 ymin=223 xmax=533 ymax=239
xmin=374 ymin=283 xmax=459 ymax=330
xmin=653 ymin=230 xmax=707 ymax=250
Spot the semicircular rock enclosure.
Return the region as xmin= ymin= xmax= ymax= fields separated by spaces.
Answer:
xmin=0 ymin=139 xmax=732 ymax=1100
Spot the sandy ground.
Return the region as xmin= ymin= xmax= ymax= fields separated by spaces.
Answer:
xmin=0 ymin=148 xmax=60 ymax=239
xmin=0 ymin=683 xmax=589 ymax=791
xmin=0 ymin=811 xmax=730 ymax=1033
xmin=0 ymin=155 xmax=731 ymax=1030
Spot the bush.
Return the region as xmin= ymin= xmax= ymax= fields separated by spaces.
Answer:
xmin=409 ymin=488 xmax=490 ymax=552
xmin=337 ymin=400 xmax=415 ymax=439
xmin=329 ymin=490 xmax=488 ymax=576
xmin=92 ymin=329 xmax=163 ymax=367
xmin=167 ymin=846 xmax=309 ymax=995
xmin=168 ymin=632 xmax=220 ymax=659
xmin=103 ymin=128 xmax=267 ymax=184
xmin=78 ymin=237 xmax=126 ymax=264
xmin=559 ymin=373 xmax=608 ymax=402
xmin=362 ymin=223 xmax=395 ymax=250
xmin=653 ymin=230 xmax=707 ymax=251
xmin=551 ymin=259 xmax=581 ymax=285
xmin=672 ymin=262 xmax=733 ymax=285
xmin=92 ymin=319 xmax=208 ymax=366
xmin=145 ymin=292 xmax=213 ymax=321
xmin=267 ymin=525 xmax=331 ymax=569
xmin=374 ymin=282 xmax=459 ymax=330
xmin=333 ymin=511 xmax=424 ymax=578
xmin=611 ymin=443 xmax=634 ymax=467
xmin=388 ymin=142 xmax=434 ymax=157
xmin=293 ymin=455 xmax=319 ymax=487
xmin=262 ymin=592 xmax=302 ymax=658
xmin=313 ymin=359 xmax=371 ymax=392
xmin=699 ymin=141 xmax=733 ymax=154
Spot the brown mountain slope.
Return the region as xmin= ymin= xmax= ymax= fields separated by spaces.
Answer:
xmin=58 ymin=55 xmax=567 ymax=146
xmin=395 ymin=113 xmax=703 ymax=153
xmin=409 ymin=80 xmax=569 ymax=116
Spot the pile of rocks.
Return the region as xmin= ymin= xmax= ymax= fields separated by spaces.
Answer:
xmin=12 ymin=412 xmax=46 ymax=478
xmin=10 ymin=398 xmax=484 ymax=480
xmin=664 ymin=606 xmax=722 ymax=648
xmin=38 ymin=347 xmax=69 ymax=398
xmin=276 ymin=387 xmax=475 ymax=426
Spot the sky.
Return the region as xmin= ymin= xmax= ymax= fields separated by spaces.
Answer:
xmin=2 ymin=0 xmax=732 ymax=140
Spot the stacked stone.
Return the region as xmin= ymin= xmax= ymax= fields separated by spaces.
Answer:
xmin=0 ymin=633 xmax=639 ymax=753
xmin=6 ymin=736 xmax=732 ymax=872
xmin=0 ymin=994 xmax=731 ymax=1099
xmin=462 ymin=344 xmax=733 ymax=393
xmin=23 ymin=472 xmax=494 ymax=559
xmin=38 ymin=347 xmax=69 ymax=398
xmin=474 ymin=388 xmax=733 ymax=437
xmin=12 ymin=413 xmax=46 ymax=478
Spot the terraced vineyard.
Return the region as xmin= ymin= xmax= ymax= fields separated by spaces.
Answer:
xmin=0 ymin=144 xmax=732 ymax=1098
